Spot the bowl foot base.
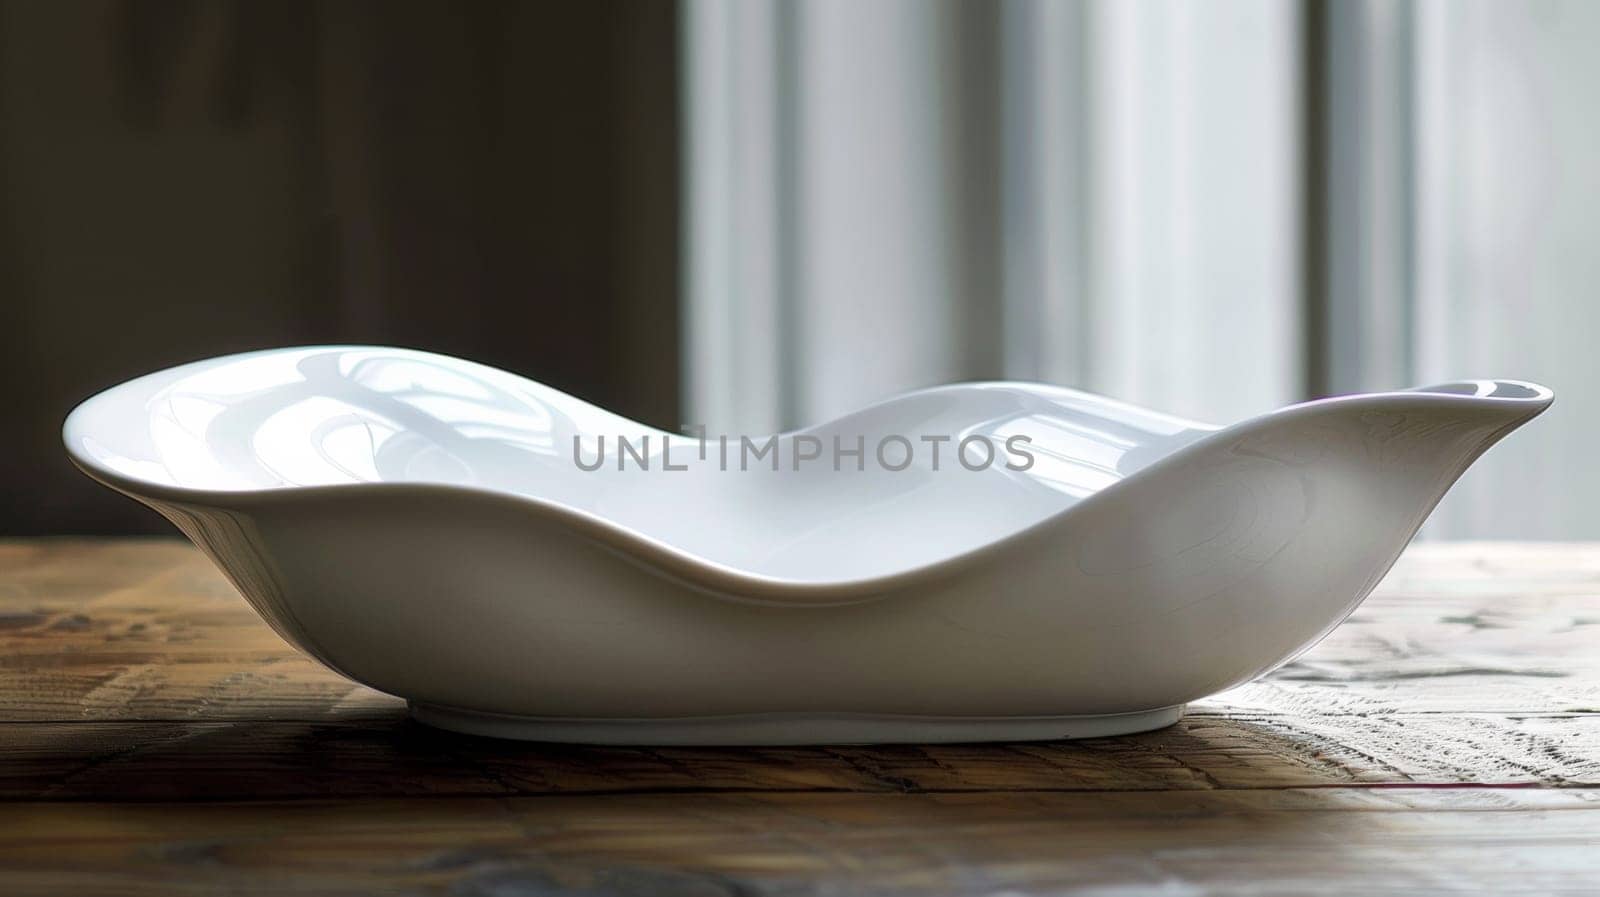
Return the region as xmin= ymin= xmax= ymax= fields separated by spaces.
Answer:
xmin=408 ymin=703 xmax=1184 ymax=745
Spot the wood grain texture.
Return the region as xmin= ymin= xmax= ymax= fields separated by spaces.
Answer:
xmin=4 ymin=789 xmax=1600 ymax=897
xmin=2 ymin=713 xmax=1597 ymax=802
xmin=1 ymin=538 xmax=1598 ymax=895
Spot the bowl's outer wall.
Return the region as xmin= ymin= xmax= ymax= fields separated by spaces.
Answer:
xmin=137 ymin=390 xmax=1545 ymax=719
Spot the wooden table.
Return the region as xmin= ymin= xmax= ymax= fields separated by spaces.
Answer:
xmin=1 ymin=539 xmax=1597 ymax=895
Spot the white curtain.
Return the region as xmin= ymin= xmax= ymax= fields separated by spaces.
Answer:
xmin=1408 ymin=0 xmax=1600 ymax=538
xmin=684 ymin=0 xmax=1300 ymax=433
xmin=683 ymin=0 xmax=1600 ymax=538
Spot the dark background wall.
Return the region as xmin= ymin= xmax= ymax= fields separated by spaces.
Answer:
xmin=0 ymin=0 xmax=680 ymax=534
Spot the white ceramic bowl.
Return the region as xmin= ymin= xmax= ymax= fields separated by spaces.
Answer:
xmin=64 ymin=347 xmax=1551 ymax=744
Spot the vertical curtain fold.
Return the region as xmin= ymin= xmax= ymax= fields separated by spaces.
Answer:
xmin=684 ymin=0 xmax=1302 ymax=434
